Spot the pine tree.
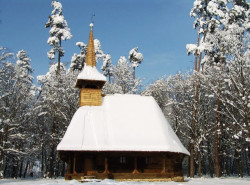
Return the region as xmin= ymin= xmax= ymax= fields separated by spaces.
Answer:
xmin=112 ymin=56 xmax=141 ymax=94
xmin=128 ymin=47 xmax=143 ymax=79
xmin=0 ymin=49 xmax=36 ymax=178
xmin=45 ymin=0 xmax=72 ymax=75
xmin=101 ymin=54 xmax=113 ymax=82
xmin=0 ymin=47 xmax=15 ymax=178
xmin=70 ymin=42 xmax=87 ymax=72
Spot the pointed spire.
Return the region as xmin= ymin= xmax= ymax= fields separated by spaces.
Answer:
xmin=85 ymin=23 xmax=96 ymax=67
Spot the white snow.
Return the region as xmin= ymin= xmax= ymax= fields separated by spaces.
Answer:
xmin=77 ymin=64 xmax=106 ymax=82
xmin=47 ymin=36 xmax=59 ymax=45
xmin=186 ymin=44 xmax=197 ymax=55
xmin=0 ymin=177 xmax=250 ymax=185
xmin=52 ymin=14 xmax=64 ymax=24
xmin=57 ymin=94 xmax=189 ymax=155
xmin=207 ymin=1 xmax=225 ymax=17
xmin=76 ymin=42 xmax=86 ymax=48
xmin=52 ymin=1 xmax=62 ymax=11
xmin=193 ymin=0 xmax=202 ymax=9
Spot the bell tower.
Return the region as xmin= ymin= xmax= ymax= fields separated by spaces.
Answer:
xmin=75 ymin=23 xmax=106 ymax=107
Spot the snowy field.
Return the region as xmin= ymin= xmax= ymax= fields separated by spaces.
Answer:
xmin=0 ymin=177 xmax=249 ymax=185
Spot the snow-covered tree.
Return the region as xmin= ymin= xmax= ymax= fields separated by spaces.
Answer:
xmin=45 ymin=0 xmax=72 ymax=75
xmin=187 ymin=0 xmax=230 ymax=177
xmin=111 ymin=56 xmax=141 ymax=94
xmin=0 ymin=47 xmax=15 ymax=178
xmin=36 ymin=62 xmax=79 ymax=177
xmin=103 ymin=56 xmax=141 ymax=95
xmin=101 ymin=54 xmax=112 ymax=82
xmin=70 ymin=42 xmax=87 ymax=72
xmin=128 ymin=47 xmax=143 ymax=79
xmin=10 ymin=50 xmax=35 ymax=178
xmin=15 ymin=50 xmax=33 ymax=83
xmin=70 ymin=39 xmax=106 ymax=73
xmin=186 ymin=0 xmax=250 ymax=177
xmin=94 ymin=39 xmax=106 ymax=61
xmin=36 ymin=63 xmax=67 ymax=177
xmin=0 ymin=48 xmax=36 ymax=178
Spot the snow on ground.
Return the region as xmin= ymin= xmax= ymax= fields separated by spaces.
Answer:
xmin=0 ymin=177 xmax=249 ymax=185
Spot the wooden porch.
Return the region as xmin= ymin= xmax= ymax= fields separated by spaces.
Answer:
xmin=59 ymin=151 xmax=184 ymax=182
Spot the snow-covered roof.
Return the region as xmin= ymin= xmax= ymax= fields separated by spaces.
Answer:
xmin=77 ymin=64 xmax=106 ymax=82
xmin=57 ymin=94 xmax=189 ymax=155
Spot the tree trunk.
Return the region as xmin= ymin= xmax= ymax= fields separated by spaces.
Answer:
xmin=189 ymin=29 xmax=202 ymax=176
xmin=198 ymin=151 xmax=202 ymax=177
xmin=19 ymin=159 xmax=23 ymax=178
xmin=11 ymin=159 xmax=18 ymax=179
xmin=49 ymin=119 xmax=56 ymax=178
xmin=214 ymin=95 xmax=221 ymax=177
xmin=23 ymin=161 xmax=29 ymax=178
xmin=1 ymin=124 xmax=10 ymax=178
xmin=57 ymin=37 xmax=62 ymax=76
xmin=187 ymin=155 xmax=190 ymax=177
xmin=56 ymin=159 xmax=59 ymax=177
xmin=45 ymin=148 xmax=48 ymax=176
xmin=133 ymin=66 xmax=135 ymax=80
xmin=225 ymin=157 xmax=230 ymax=176
xmin=202 ymin=155 xmax=206 ymax=175
xmin=238 ymin=151 xmax=243 ymax=177
xmin=190 ymin=80 xmax=199 ymax=178
xmin=245 ymin=149 xmax=249 ymax=176
xmin=61 ymin=161 xmax=65 ymax=177
xmin=41 ymin=145 xmax=44 ymax=176
xmin=3 ymin=158 xmax=8 ymax=177
xmin=0 ymin=149 xmax=4 ymax=178
xmin=207 ymin=142 xmax=214 ymax=177
xmin=189 ymin=143 xmax=195 ymax=177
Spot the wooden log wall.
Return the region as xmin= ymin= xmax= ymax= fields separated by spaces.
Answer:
xmin=79 ymin=88 xmax=102 ymax=106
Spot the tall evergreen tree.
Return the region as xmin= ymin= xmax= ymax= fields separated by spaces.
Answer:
xmin=45 ymin=0 xmax=72 ymax=75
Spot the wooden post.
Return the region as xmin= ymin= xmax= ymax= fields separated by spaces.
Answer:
xmin=132 ymin=157 xmax=139 ymax=174
xmin=161 ymin=155 xmax=166 ymax=174
xmin=103 ymin=157 xmax=110 ymax=174
xmin=73 ymin=153 xmax=76 ymax=174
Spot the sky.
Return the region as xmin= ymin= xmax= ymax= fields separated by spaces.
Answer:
xmin=0 ymin=0 xmax=197 ymax=85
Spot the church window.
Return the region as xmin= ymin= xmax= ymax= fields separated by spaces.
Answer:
xmin=120 ymin=156 xmax=126 ymax=164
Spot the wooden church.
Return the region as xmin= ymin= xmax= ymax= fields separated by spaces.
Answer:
xmin=57 ymin=23 xmax=190 ymax=181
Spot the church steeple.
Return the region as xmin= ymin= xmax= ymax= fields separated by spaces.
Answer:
xmin=85 ymin=23 xmax=96 ymax=67
xmin=75 ymin=23 xmax=106 ymax=107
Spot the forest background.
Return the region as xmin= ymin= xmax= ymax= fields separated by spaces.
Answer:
xmin=0 ymin=0 xmax=249 ymax=180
